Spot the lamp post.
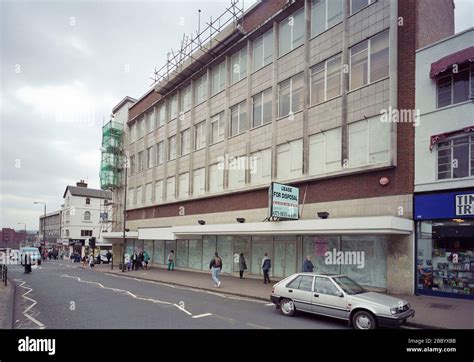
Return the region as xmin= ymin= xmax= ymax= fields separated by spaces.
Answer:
xmin=33 ymin=202 xmax=46 ymax=258
xmin=17 ymin=223 xmax=26 ymax=247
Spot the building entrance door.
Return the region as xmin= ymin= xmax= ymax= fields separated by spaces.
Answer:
xmin=273 ymin=239 xmax=296 ymax=278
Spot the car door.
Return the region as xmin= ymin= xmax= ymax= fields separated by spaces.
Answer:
xmin=312 ymin=276 xmax=349 ymax=320
xmin=285 ymin=275 xmax=314 ymax=312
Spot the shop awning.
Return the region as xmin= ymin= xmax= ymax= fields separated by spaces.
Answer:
xmin=169 ymin=216 xmax=413 ymax=238
xmin=429 ymin=46 xmax=474 ymax=78
xmin=429 ymin=125 xmax=474 ymax=150
xmin=139 ymin=227 xmax=175 ymax=240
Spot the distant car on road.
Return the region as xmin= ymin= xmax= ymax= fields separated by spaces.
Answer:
xmin=20 ymin=247 xmax=42 ymax=266
xmin=270 ymin=273 xmax=415 ymax=329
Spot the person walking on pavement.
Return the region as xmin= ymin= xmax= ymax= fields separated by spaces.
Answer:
xmin=302 ymin=255 xmax=314 ymax=272
xmin=22 ymin=252 xmax=32 ymax=274
xmin=167 ymin=250 xmax=175 ymax=271
xmin=143 ymin=250 xmax=150 ymax=270
xmin=106 ymin=250 xmax=112 ymax=264
xmin=88 ymin=253 xmax=94 ymax=268
xmin=139 ymin=251 xmax=144 ymax=270
xmin=131 ymin=251 xmax=138 ymax=270
xmin=239 ymin=253 xmax=247 ymax=279
xmin=210 ymin=252 xmax=222 ymax=287
xmin=262 ymin=253 xmax=271 ymax=284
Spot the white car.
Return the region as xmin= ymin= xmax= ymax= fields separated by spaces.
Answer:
xmin=270 ymin=273 xmax=415 ymax=329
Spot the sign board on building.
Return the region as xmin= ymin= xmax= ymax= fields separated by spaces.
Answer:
xmin=268 ymin=182 xmax=299 ymax=219
xmin=455 ymin=194 xmax=474 ymax=216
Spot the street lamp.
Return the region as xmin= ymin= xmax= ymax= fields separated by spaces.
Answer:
xmin=17 ymin=223 xmax=26 ymax=247
xmin=33 ymin=201 xmax=46 ymax=257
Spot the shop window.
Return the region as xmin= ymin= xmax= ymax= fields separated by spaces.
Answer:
xmin=153 ymin=240 xmax=165 ymax=264
xmin=188 ymin=239 xmax=203 ymax=270
xmin=437 ymin=135 xmax=474 ymax=180
xmin=176 ymin=240 xmax=189 ymax=268
xmin=202 ymin=236 xmax=217 ymax=270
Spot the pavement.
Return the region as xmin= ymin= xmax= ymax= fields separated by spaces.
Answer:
xmin=0 ymin=278 xmax=15 ymax=329
xmin=82 ymin=261 xmax=474 ymax=329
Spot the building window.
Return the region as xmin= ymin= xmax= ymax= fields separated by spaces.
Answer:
xmin=351 ymin=0 xmax=373 ymax=14
xmin=252 ymin=88 xmax=272 ymax=127
xmin=230 ymin=101 xmax=247 ymax=137
xmin=137 ymin=151 xmax=144 ymax=172
xmin=156 ymin=103 xmax=166 ymax=127
xmin=437 ymin=63 xmax=472 ymax=108
xmin=145 ymin=111 xmax=153 ymax=133
xmin=231 ymin=46 xmax=247 ymax=84
xmin=193 ymin=168 xmax=206 ymax=196
xmin=129 ymin=155 xmax=135 ymax=175
xmin=180 ymin=128 xmax=190 ymax=156
xmin=277 ymin=139 xmax=303 ymax=180
xmin=178 ymin=173 xmax=189 ymax=199
xmin=250 ymin=148 xmax=272 ymax=185
xmin=211 ymin=112 xmax=225 ymax=144
xmin=168 ymin=135 xmax=177 ymax=160
xmin=211 ymin=61 xmax=226 ymax=95
xmin=85 ymin=197 xmax=90 ymax=205
xmin=84 ymin=211 xmax=91 ymax=221
xmin=166 ymin=176 xmax=175 ymax=200
xmin=80 ymin=230 xmax=92 ymax=237
xmin=145 ymin=182 xmax=153 ymax=204
xmin=130 ymin=123 xmax=136 ymax=144
xmin=156 ymin=141 xmax=164 ymax=165
xmin=137 ymin=118 xmax=144 ymax=139
xmin=350 ymin=30 xmax=389 ymax=90
xmin=169 ymin=94 xmax=178 ymax=120
xmin=136 ymin=186 xmax=143 ymax=205
xmin=437 ymin=135 xmax=474 ymax=180
xmin=253 ymin=29 xmax=273 ymax=71
xmin=309 ymin=127 xmax=342 ymax=174
xmin=195 ymin=74 xmax=207 ymax=105
xmin=154 ymin=180 xmax=163 ymax=203
xmin=209 ymin=163 xmax=224 ymax=192
xmin=180 ymin=85 xmax=192 ymax=112
xmin=228 ymin=156 xmax=246 ymax=190
xmin=146 ymin=146 xmax=153 ymax=168
xmin=279 ymin=8 xmax=304 ymax=56
xmin=311 ymin=54 xmax=342 ymax=105
xmin=311 ymin=0 xmax=343 ymax=37
xmin=278 ymin=73 xmax=304 ymax=117
xmin=194 ymin=121 xmax=206 ymax=150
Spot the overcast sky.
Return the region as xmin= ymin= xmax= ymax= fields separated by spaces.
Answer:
xmin=0 ymin=0 xmax=473 ymax=230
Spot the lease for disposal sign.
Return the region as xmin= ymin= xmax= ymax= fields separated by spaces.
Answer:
xmin=269 ymin=182 xmax=299 ymax=219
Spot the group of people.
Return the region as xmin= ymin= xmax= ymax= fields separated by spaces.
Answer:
xmin=125 ymin=250 xmax=150 ymax=271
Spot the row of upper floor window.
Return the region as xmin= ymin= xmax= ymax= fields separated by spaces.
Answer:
xmin=129 ymin=0 xmax=386 ymax=144
xmin=127 ymin=116 xmax=390 ymax=206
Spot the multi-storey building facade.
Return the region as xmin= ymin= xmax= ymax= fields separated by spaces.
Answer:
xmin=61 ymin=180 xmax=112 ymax=256
xmin=0 ymin=228 xmax=26 ymax=249
xmin=39 ymin=210 xmax=62 ymax=246
xmin=414 ymin=27 xmax=474 ymax=299
xmin=105 ymin=0 xmax=454 ymax=294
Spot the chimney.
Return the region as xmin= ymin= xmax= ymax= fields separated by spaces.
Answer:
xmin=76 ymin=179 xmax=88 ymax=188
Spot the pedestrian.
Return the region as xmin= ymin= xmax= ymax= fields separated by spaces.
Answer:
xmin=106 ymin=250 xmax=112 ymax=263
xmin=209 ymin=252 xmax=222 ymax=287
xmin=131 ymin=251 xmax=138 ymax=270
xmin=22 ymin=252 xmax=32 ymax=274
xmin=139 ymin=251 xmax=144 ymax=270
xmin=302 ymin=255 xmax=314 ymax=272
xmin=97 ymin=253 xmax=102 ymax=265
xmin=82 ymin=255 xmax=87 ymax=267
xmin=239 ymin=253 xmax=247 ymax=279
xmin=143 ymin=251 xmax=150 ymax=270
xmin=262 ymin=253 xmax=271 ymax=284
xmin=167 ymin=250 xmax=175 ymax=271
xmin=88 ymin=253 xmax=94 ymax=268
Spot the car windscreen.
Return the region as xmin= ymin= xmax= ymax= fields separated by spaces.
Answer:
xmin=332 ymin=276 xmax=366 ymax=295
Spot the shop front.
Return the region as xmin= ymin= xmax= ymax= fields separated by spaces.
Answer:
xmin=414 ymin=190 xmax=474 ymax=299
xmin=129 ymin=216 xmax=413 ymax=293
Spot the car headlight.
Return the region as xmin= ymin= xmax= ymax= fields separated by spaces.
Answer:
xmin=390 ymin=307 xmax=398 ymax=315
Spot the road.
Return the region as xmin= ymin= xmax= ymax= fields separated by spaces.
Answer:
xmin=8 ymin=260 xmax=350 ymax=329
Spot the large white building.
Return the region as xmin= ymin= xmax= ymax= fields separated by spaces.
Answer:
xmin=60 ymin=180 xmax=112 ymax=255
xmin=414 ymin=27 xmax=474 ymax=300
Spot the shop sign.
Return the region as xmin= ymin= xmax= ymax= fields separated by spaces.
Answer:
xmin=268 ymin=182 xmax=299 ymax=219
xmin=455 ymin=194 xmax=474 ymax=216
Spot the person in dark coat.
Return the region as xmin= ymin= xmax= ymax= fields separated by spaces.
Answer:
xmin=302 ymin=255 xmax=314 ymax=272
xmin=239 ymin=253 xmax=247 ymax=279
xmin=261 ymin=253 xmax=271 ymax=284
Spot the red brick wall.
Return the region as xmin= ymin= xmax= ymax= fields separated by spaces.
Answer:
xmin=242 ymin=0 xmax=291 ymax=33
xmin=128 ymin=89 xmax=162 ymax=123
xmin=416 ymin=0 xmax=454 ymax=50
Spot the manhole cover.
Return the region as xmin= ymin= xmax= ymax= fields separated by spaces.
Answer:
xmin=428 ymin=303 xmax=452 ymax=309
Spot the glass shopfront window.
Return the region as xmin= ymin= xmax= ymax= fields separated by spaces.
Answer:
xmin=273 ymin=236 xmax=297 ymax=278
xmin=188 ymin=239 xmax=203 ymax=270
xmin=217 ymin=236 xmax=233 ymax=274
xmin=134 ymin=240 xmax=144 ymax=253
xmin=165 ymin=240 xmax=176 ymax=264
xmin=251 ymin=236 xmax=273 ymax=276
xmin=416 ymin=220 xmax=474 ymax=299
xmin=153 ymin=240 xmax=165 ymax=264
xmin=203 ymin=236 xmax=217 ymax=270
xmin=125 ymin=239 xmax=135 ymax=257
xmin=144 ymin=240 xmax=154 ymax=261
xmin=176 ymin=240 xmax=189 ymax=268
xmin=233 ymin=236 xmax=250 ymax=272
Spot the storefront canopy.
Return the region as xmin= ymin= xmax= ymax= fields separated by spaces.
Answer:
xmin=429 ymin=46 xmax=474 ymax=78
xmin=139 ymin=216 xmax=413 ymax=240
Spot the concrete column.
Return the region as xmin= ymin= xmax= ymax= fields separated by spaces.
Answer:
xmin=271 ymin=20 xmax=279 ymax=180
xmin=389 ymin=0 xmax=398 ymax=166
xmin=223 ymin=56 xmax=230 ymax=189
xmin=302 ymin=0 xmax=311 ymax=175
xmin=175 ymin=90 xmax=181 ymax=198
xmin=163 ymin=98 xmax=169 ymax=199
xmin=245 ymin=39 xmax=252 ymax=185
xmin=341 ymin=0 xmax=350 ymax=166
xmin=190 ymin=81 xmax=196 ymax=195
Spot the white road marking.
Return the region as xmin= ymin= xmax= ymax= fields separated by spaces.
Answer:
xmin=13 ymin=279 xmax=46 ymax=329
xmin=265 ymin=303 xmax=274 ymax=306
xmin=192 ymin=313 xmax=212 ymax=319
xmin=173 ymin=303 xmax=193 ymax=316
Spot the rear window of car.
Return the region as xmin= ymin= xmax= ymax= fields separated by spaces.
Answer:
xmin=286 ymin=275 xmax=314 ymax=291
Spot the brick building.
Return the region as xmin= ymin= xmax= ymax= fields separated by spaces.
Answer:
xmin=0 ymin=228 xmax=27 ymax=249
xmin=103 ymin=0 xmax=455 ymax=295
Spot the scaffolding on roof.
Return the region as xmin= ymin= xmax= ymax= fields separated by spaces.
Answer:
xmin=151 ymin=0 xmax=246 ymax=94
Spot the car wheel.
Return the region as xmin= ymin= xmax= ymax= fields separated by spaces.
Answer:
xmin=352 ymin=310 xmax=376 ymax=330
xmin=280 ymin=298 xmax=295 ymax=316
